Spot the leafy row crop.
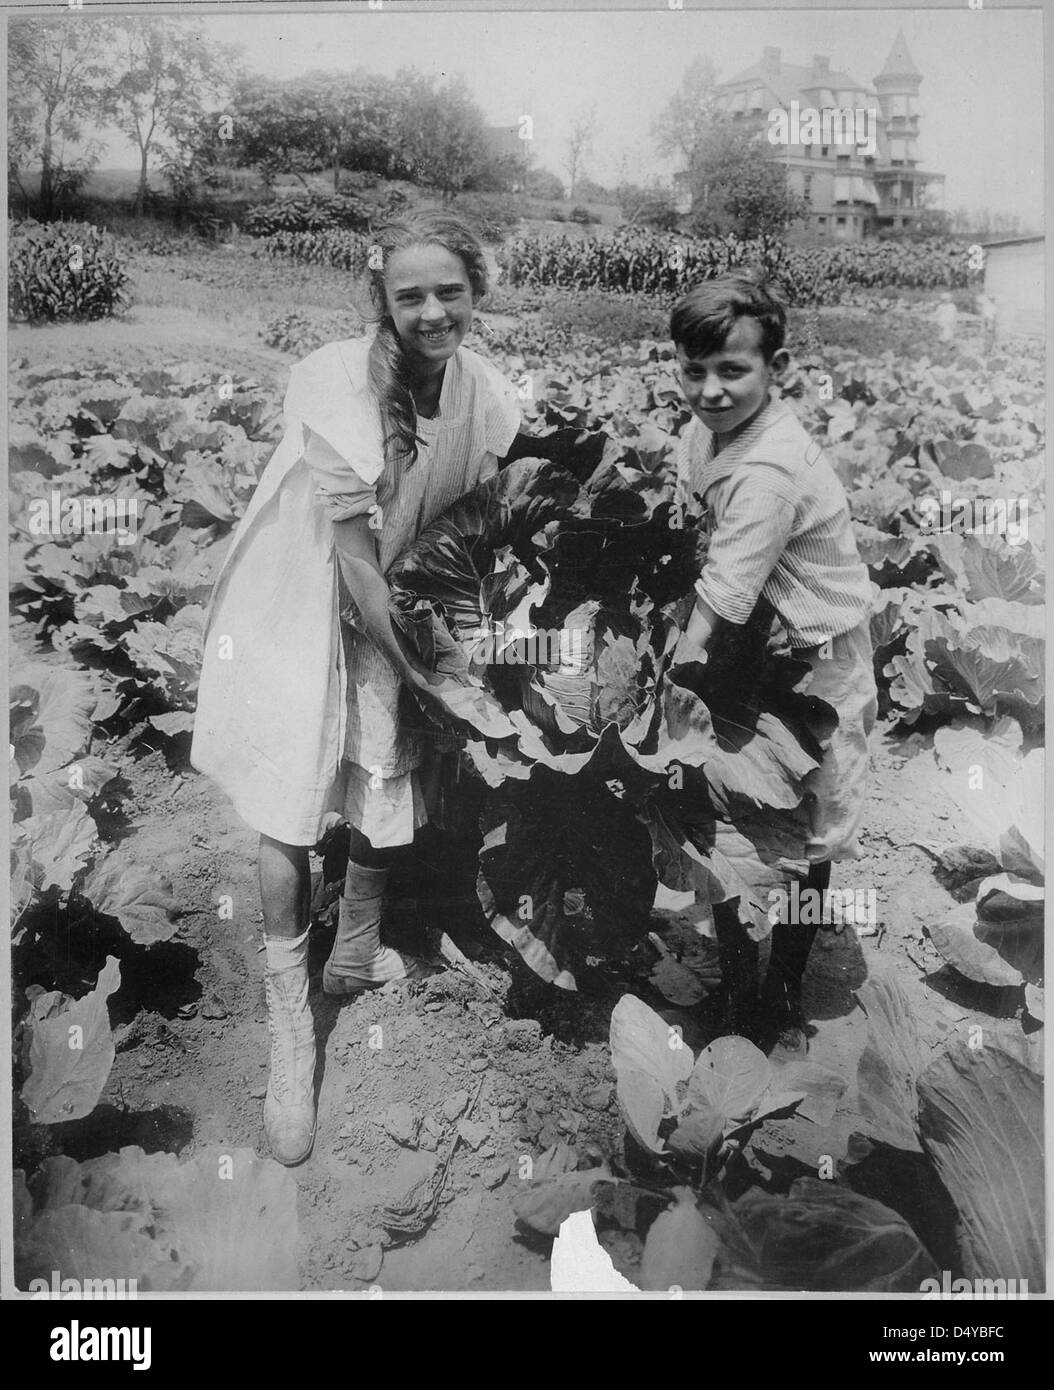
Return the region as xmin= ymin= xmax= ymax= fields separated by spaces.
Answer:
xmin=243 ymin=193 xmax=375 ymax=236
xmin=500 ymin=230 xmax=978 ymax=303
xmin=9 ymin=311 xmax=1044 ymax=1250
xmin=9 ymin=219 xmax=129 ymax=324
xmin=10 ymin=359 xmax=286 ymax=1124
xmin=514 ymin=978 xmax=1042 ymax=1291
xmin=249 ymin=228 xmax=369 ymax=272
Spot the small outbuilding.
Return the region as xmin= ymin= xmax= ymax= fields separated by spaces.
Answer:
xmin=981 ymin=235 xmax=1045 ymax=341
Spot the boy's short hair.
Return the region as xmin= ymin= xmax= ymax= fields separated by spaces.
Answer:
xmin=670 ymin=270 xmax=788 ymax=362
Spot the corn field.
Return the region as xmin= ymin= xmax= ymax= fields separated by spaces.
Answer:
xmin=499 ymin=230 xmax=978 ymax=304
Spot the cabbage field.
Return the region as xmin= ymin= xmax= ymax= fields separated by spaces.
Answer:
xmin=10 ymin=281 xmax=1045 ymax=1293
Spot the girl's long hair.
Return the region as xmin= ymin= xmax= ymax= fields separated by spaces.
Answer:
xmin=359 ymin=212 xmax=489 ymax=468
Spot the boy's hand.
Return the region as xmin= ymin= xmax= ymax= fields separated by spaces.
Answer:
xmin=671 ymin=597 xmax=715 ymax=668
xmin=672 ymin=631 xmax=709 ymax=668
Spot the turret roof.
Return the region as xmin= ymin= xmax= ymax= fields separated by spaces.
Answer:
xmin=877 ymin=29 xmax=921 ymax=80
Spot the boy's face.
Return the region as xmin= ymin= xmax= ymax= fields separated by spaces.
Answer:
xmin=676 ymin=318 xmax=787 ymax=438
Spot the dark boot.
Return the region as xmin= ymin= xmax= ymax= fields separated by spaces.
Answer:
xmin=714 ymin=902 xmax=760 ymax=1039
xmin=758 ymin=861 xmax=830 ymax=1053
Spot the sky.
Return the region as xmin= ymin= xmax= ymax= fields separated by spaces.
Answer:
xmin=36 ymin=4 xmax=1046 ymax=228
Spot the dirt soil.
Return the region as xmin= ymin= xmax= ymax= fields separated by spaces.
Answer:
xmin=12 ymin=309 xmax=1036 ymax=1293
xmin=20 ymin=720 xmax=1032 ymax=1292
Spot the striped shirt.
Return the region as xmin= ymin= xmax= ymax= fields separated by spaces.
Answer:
xmin=674 ymin=391 xmax=872 ymax=647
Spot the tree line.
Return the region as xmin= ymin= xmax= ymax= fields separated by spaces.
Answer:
xmin=10 ymin=16 xmax=877 ymax=239
xmin=7 ymin=16 xmax=546 ymax=219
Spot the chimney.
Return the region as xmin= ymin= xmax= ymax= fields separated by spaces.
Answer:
xmin=812 ymin=55 xmax=830 ymax=75
xmin=762 ymin=46 xmax=780 ymax=74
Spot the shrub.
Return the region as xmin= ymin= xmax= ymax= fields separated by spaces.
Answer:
xmin=447 ymin=192 xmax=522 ymax=243
xmin=243 ymin=194 xmax=373 ymax=237
xmin=8 ymin=220 xmax=129 ymax=323
xmin=261 ymin=310 xmax=363 ymax=356
xmin=569 ymin=206 xmax=600 ymax=225
xmin=249 ymin=228 xmax=369 ymax=273
xmin=243 ymin=185 xmax=409 ymax=237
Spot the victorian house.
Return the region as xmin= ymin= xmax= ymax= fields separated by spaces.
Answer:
xmin=694 ymin=30 xmax=945 ymax=239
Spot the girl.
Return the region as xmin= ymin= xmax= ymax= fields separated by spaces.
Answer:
xmin=191 ymin=213 xmax=520 ymax=1164
xmin=669 ymin=272 xmax=877 ymax=1053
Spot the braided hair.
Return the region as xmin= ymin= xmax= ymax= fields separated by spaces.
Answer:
xmin=360 ymin=212 xmax=490 ymax=468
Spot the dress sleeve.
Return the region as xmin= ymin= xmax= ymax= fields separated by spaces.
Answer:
xmin=302 ymin=426 xmax=380 ymax=523
xmin=283 ymin=342 xmax=387 ymax=516
xmin=695 ymin=468 xmax=796 ymax=625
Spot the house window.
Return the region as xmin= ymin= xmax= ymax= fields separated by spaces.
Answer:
xmin=820 ymin=145 xmax=830 ymax=158
xmin=836 ymin=216 xmax=846 ymax=225
xmin=803 ymin=175 xmax=813 ymax=204
xmin=836 ymin=154 xmax=850 ymax=168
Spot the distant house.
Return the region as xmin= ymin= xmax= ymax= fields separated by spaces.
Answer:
xmin=698 ymin=29 xmax=945 ymax=240
xmin=982 ymin=235 xmax=1045 ymax=341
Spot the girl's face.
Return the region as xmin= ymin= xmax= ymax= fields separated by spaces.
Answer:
xmin=383 ymin=244 xmax=475 ymax=375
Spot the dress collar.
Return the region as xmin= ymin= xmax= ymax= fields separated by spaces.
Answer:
xmin=690 ymin=389 xmax=789 ymax=493
xmin=417 ymin=350 xmax=463 ymax=435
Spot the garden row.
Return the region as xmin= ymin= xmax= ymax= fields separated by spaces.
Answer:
xmin=501 ymin=230 xmax=980 ymax=302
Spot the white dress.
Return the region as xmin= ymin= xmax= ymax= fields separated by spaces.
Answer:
xmin=191 ymin=336 xmax=520 ymax=847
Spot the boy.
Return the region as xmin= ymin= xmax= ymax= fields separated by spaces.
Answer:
xmin=669 ymin=272 xmax=877 ymax=1052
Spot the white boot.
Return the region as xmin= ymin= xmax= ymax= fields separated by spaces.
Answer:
xmin=322 ymin=862 xmax=430 ymax=995
xmin=263 ymin=928 xmax=316 ymax=1166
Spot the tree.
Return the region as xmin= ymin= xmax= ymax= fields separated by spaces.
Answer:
xmin=685 ymin=114 xmax=807 ymax=238
xmin=395 ymin=72 xmax=490 ymax=198
xmin=616 ymin=181 xmax=680 ymax=231
xmin=296 ymin=69 xmax=408 ymax=189
xmin=106 ymin=17 xmax=239 ymax=216
xmin=563 ymin=106 xmax=596 ymax=201
xmin=574 ymin=176 xmax=612 ymax=205
xmin=524 ymin=166 xmax=565 ymax=200
xmin=654 ymin=57 xmax=721 ymax=169
xmin=953 ymin=207 xmax=1022 ymax=239
xmin=656 ymin=59 xmax=805 ymax=238
xmin=218 ymin=74 xmax=324 ymax=189
xmin=7 ymin=18 xmax=116 ymax=218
